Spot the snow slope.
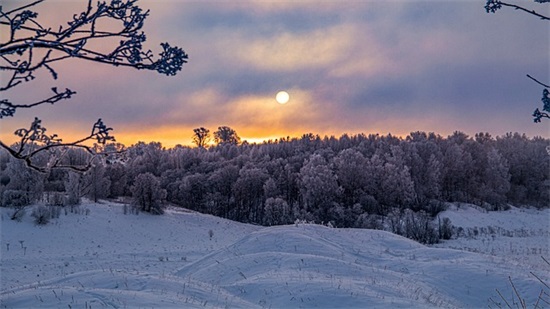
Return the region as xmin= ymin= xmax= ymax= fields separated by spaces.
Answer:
xmin=1 ymin=202 xmax=548 ymax=308
xmin=435 ymin=204 xmax=550 ymax=269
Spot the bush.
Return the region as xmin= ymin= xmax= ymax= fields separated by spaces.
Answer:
xmin=2 ymin=190 xmax=31 ymax=207
xmin=425 ymin=199 xmax=447 ymax=217
xmin=9 ymin=206 xmax=26 ymax=222
xmin=388 ymin=209 xmax=440 ymax=244
xmin=404 ymin=210 xmax=439 ymax=244
xmin=31 ymin=205 xmax=51 ymax=225
xmin=438 ymin=217 xmax=453 ymax=240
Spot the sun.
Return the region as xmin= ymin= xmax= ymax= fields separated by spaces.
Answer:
xmin=275 ymin=91 xmax=290 ymax=104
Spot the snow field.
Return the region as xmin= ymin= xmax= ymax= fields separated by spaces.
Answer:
xmin=1 ymin=202 xmax=549 ymax=308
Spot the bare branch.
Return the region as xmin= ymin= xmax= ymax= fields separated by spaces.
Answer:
xmin=4 ymin=0 xmax=44 ymax=15
xmin=527 ymin=74 xmax=550 ymax=88
xmin=486 ymin=0 xmax=550 ymax=20
xmin=0 ymin=88 xmax=75 ymax=118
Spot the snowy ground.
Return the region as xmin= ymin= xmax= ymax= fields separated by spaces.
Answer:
xmin=1 ymin=202 xmax=548 ymax=308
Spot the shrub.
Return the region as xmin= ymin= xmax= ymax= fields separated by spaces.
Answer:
xmin=9 ymin=206 xmax=26 ymax=222
xmin=438 ymin=217 xmax=453 ymax=240
xmin=2 ymin=190 xmax=31 ymax=207
xmin=31 ymin=205 xmax=51 ymax=225
xmin=426 ymin=199 xmax=447 ymax=217
xmin=403 ymin=210 xmax=439 ymax=244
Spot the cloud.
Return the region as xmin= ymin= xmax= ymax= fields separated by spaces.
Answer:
xmin=231 ymin=24 xmax=354 ymax=72
xmin=1 ymin=0 xmax=548 ymax=148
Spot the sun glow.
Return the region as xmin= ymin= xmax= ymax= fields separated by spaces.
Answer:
xmin=275 ymin=91 xmax=289 ymax=104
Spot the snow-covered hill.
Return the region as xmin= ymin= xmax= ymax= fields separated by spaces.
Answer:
xmin=1 ymin=202 xmax=548 ymax=308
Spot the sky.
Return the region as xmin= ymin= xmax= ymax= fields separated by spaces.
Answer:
xmin=1 ymin=0 xmax=549 ymax=147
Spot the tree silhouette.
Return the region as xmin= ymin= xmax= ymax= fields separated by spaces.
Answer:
xmin=214 ymin=126 xmax=240 ymax=145
xmin=0 ymin=0 xmax=188 ymax=171
xmin=192 ymin=127 xmax=210 ymax=148
xmin=485 ymin=0 xmax=549 ymax=122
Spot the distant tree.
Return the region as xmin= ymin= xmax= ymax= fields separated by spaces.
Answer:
xmin=379 ymin=163 xmax=416 ymax=209
xmin=2 ymin=159 xmax=44 ymax=207
xmin=178 ymin=173 xmax=208 ymax=211
xmin=0 ymin=0 xmax=188 ymax=171
xmin=131 ymin=172 xmax=166 ymax=214
xmin=192 ymin=127 xmax=211 ymax=148
xmin=263 ymin=177 xmax=280 ymax=199
xmin=82 ymin=158 xmax=111 ymax=203
xmin=441 ymin=143 xmax=474 ymax=202
xmin=482 ymin=148 xmax=511 ymax=208
xmin=333 ymin=149 xmax=368 ymax=207
xmin=126 ymin=142 xmax=164 ymax=177
xmin=65 ymin=171 xmax=82 ymax=205
xmin=105 ymin=161 xmax=128 ymax=197
xmin=403 ymin=135 xmax=443 ymax=206
xmin=233 ymin=167 xmax=268 ymax=222
xmin=485 ymin=0 xmax=549 ymax=122
xmin=495 ymin=133 xmax=549 ymax=207
xmin=263 ymin=197 xmax=291 ymax=226
xmin=299 ymin=154 xmax=341 ymax=222
xmin=214 ymin=126 xmax=240 ymax=145
xmin=207 ymin=164 xmax=239 ymax=218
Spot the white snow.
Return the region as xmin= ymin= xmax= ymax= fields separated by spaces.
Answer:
xmin=1 ymin=202 xmax=548 ymax=308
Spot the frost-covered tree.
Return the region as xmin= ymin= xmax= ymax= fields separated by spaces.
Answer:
xmin=481 ymin=148 xmax=511 ymax=208
xmin=441 ymin=143 xmax=474 ymax=202
xmin=207 ymin=164 xmax=239 ymax=218
xmin=105 ymin=161 xmax=128 ymax=198
xmin=333 ymin=148 xmax=368 ymax=207
xmin=178 ymin=173 xmax=208 ymax=212
xmin=403 ymin=134 xmax=443 ymax=206
xmin=0 ymin=0 xmax=187 ymax=171
xmin=379 ymin=163 xmax=416 ymax=209
xmin=263 ymin=197 xmax=291 ymax=226
xmin=2 ymin=159 xmax=44 ymax=207
xmin=126 ymin=142 xmax=164 ymax=177
xmin=299 ymin=154 xmax=341 ymax=222
xmin=495 ymin=133 xmax=549 ymax=206
xmin=131 ymin=172 xmax=166 ymax=214
xmin=233 ymin=167 xmax=268 ymax=222
xmin=65 ymin=171 xmax=82 ymax=205
xmin=263 ymin=177 xmax=280 ymax=199
xmin=82 ymin=159 xmax=111 ymax=203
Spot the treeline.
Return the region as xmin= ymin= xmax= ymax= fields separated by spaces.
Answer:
xmin=1 ymin=131 xmax=548 ymax=237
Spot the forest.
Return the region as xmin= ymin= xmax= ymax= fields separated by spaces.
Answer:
xmin=1 ymin=130 xmax=548 ymax=244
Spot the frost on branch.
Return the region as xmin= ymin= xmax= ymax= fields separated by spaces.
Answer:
xmin=1 ymin=118 xmax=116 ymax=172
xmin=0 ymin=0 xmax=187 ymax=171
xmin=533 ymin=89 xmax=550 ymax=122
